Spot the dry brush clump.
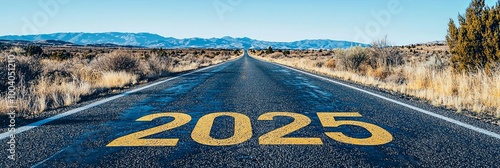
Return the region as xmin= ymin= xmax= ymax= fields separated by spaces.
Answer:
xmin=336 ymin=46 xmax=369 ymax=72
xmin=91 ymin=50 xmax=140 ymax=73
xmin=0 ymin=47 xmax=241 ymax=116
xmin=251 ymin=42 xmax=500 ymax=118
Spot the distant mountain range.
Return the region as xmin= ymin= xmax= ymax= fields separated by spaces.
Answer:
xmin=0 ymin=32 xmax=368 ymax=49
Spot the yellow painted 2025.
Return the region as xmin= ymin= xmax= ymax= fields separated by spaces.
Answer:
xmin=107 ymin=112 xmax=393 ymax=147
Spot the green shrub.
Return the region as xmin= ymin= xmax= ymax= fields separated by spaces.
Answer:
xmin=266 ymin=46 xmax=274 ymax=54
xmin=284 ymin=50 xmax=290 ymax=56
xmin=368 ymin=38 xmax=403 ymax=69
xmin=26 ymin=45 xmax=43 ymax=57
xmin=446 ymin=0 xmax=500 ymax=73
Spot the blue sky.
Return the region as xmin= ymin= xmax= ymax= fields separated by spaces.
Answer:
xmin=0 ymin=0 xmax=498 ymax=45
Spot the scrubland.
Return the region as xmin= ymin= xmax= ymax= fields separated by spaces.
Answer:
xmin=251 ymin=41 xmax=500 ymax=120
xmin=0 ymin=47 xmax=240 ymax=116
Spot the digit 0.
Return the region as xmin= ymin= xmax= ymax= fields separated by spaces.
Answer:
xmin=191 ymin=112 xmax=252 ymax=146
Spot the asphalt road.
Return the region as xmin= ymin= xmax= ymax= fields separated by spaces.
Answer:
xmin=1 ymin=52 xmax=499 ymax=167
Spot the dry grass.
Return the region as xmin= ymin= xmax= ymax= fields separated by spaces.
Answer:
xmin=0 ymin=47 xmax=241 ymax=116
xmin=35 ymin=77 xmax=93 ymax=112
xmin=251 ymin=47 xmax=500 ymax=118
xmin=95 ymin=71 xmax=138 ymax=89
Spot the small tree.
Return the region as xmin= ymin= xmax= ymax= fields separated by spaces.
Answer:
xmin=266 ymin=46 xmax=274 ymax=54
xmin=447 ymin=0 xmax=500 ymax=72
xmin=283 ymin=50 xmax=290 ymax=56
xmin=26 ymin=45 xmax=43 ymax=57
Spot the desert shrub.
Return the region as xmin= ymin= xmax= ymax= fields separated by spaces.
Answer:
xmin=266 ymin=46 xmax=274 ymax=54
xmin=283 ymin=50 xmax=291 ymax=56
xmin=138 ymin=55 xmax=171 ymax=79
xmin=425 ymin=56 xmax=449 ymax=71
xmin=446 ymin=0 xmax=500 ymax=73
xmin=46 ymin=50 xmax=73 ymax=61
xmin=368 ymin=38 xmax=404 ymax=69
xmin=314 ymin=61 xmax=324 ymax=68
xmin=150 ymin=48 xmax=169 ymax=58
xmin=5 ymin=55 xmax=42 ymax=88
xmin=0 ymin=83 xmax=37 ymax=115
xmin=26 ymin=45 xmax=43 ymax=57
xmin=337 ymin=47 xmax=369 ymax=71
xmin=197 ymin=56 xmax=210 ymax=66
xmin=325 ymin=59 xmax=336 ymax=70
xmin=91 ymin=51 xmax=139 ymax=73
xmin=368 ymin=67 xmax=390 ymax=80
xmin=269 ymin=52 xmax=285 ymax=59
xmin=8 ymin=47 xmax=25 ymax=56
xmin=385 ymin=67 xmax=406 ymax=84
xmin=35 ymin=77 xmax=93 ymax=111
xmin=82 ymin=51 xmax=97 ymax=60
xmin=0 ymin=43 xmax=11 ymax=51
xmin=71 ymin=64 xmax=102 ymax=84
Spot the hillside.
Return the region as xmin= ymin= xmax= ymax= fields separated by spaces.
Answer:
xmin=0 ymin=32 xmax=368 ymax=49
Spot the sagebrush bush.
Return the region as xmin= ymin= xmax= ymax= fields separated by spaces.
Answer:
xmin=36 ymin=77 xmax=93 ymax=111
xmin=368 ymin=38 xmax=404 ymax=69
xmin=26 ymin=45 xmax=43 ymax=57
xmin=138 ymin=54 xmax=171 ymax=79
xmin=325 ymin=59 xmax=336 ymax=70
xmin=0 ymin=54 xmax=42 ymax=92
xmin=91 ymin=51 xmax=139 ymax=73
xmin=337 ymin=46 xmax=369 ymax=71
xmin=70 ymin=63 xmax=102 ymax=84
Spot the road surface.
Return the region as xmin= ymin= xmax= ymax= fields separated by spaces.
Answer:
xmin=1 ymin=52 xmax=499 ymax=167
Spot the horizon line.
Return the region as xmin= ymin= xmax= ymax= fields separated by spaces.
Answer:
xmin=0 ymin=31 xmax=447 ymax=45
